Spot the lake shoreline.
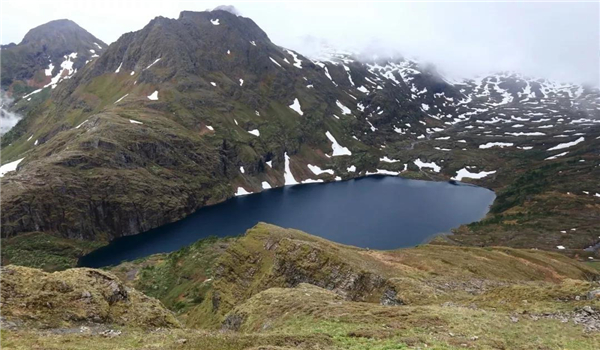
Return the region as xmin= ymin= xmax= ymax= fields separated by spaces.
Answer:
xmin=77 ymin=174 xmax=495 ymax=267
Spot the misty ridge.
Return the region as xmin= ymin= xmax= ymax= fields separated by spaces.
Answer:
xmin=2 ymin=2 xmax=598 ymax=87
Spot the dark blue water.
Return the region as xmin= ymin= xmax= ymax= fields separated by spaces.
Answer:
xmin=78 ymin=176 xmax=495 ymax=267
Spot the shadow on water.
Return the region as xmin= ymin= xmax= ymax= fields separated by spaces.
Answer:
xmin=78 ymin=176 xmax=495 ymax=268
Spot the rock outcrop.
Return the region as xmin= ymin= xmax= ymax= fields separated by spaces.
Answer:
xmin=0 ymin=265 xmax=179 ymax=329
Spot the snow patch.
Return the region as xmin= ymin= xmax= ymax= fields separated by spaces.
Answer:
xmin=547 ymin=137 xmax=584 ymax=151
xmin=545 ymin=152 xmax=569 ymax=160
xmin=284 ymin=152 xmax=299 ymax=185
xmin=114 ymin=94 xmax=128 ymax=104
xmin=307 ymin=164 xmax=334 ymax=175
xmin=45 ymin=62 xmax=54 ymax=76
xmin=325 ymin=131 xmax=351 ymax=156
xmin=286 ymin=49 xmax=302 ymax=69
xmin=452 ymin=168 xmax=496 ymax=181
xmin=413 ymin=159 xmax=441 ymax=172
xmin=145 ymin=58 xmax=161 ymax=70
xmin=235 ymin=187 xmax=251 ymax=196
xmin=336 ymin=100 xmax=351 ymax=115
xmin=248 ymin=129 xmax=260 ymax=137
xmin=380 ymin=156 xmax=401 ymax=163
xmin=269 ymin=57 xmax=282 ymax=67
xmin=147 ymin=91 xmax=159 ymax=100
xmin=479 ymin=142 xmax=513 ymax=149
xmin=289 ymin=98 xmax=303 ymax=115
xmin=0 ymin=158 xmax=24 ymax=177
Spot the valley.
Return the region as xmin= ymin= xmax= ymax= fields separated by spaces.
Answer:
xmin=1 ymin=10 xmax=598 ymax=269
xmin=0 ymin=6 xmax=599 ymax=349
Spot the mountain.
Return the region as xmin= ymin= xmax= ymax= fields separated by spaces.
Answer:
xmin=1 ymin=9 xmax=599 ymax=269
xmin=1 ymin=19 xmax=107 ymax=97
xmin=0 ymin=19 xmax=107 ymax=136
xmin=3 ymin=224 xmax=599 ymax=348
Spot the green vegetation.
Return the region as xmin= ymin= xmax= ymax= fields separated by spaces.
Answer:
xmin=2 ymin=224 xmax=599 ymax=349
xmin=490 ymin=164 xmax=558 ymax=214
xmin=1 ymin=232 xmax=105 ymax=271
xmin=110 ymin=236 xmax=232 ymax=316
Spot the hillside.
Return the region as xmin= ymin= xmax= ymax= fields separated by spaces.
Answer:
xmin=0 ymin=9 xmax=598 ymax=269
xmin=1 ymin=19 xmax=107 ymax=137
xmin=2 ymin=223 xmax=599 ymax=349
xmin=1 ymin=19 xmax=107 ymax=98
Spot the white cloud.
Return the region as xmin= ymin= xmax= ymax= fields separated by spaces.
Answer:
xmin=1 ymin=1 xmax=598 ymax=86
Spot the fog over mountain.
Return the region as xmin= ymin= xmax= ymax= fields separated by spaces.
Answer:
xmin=2 ymin=1 xmax=597 ymax=86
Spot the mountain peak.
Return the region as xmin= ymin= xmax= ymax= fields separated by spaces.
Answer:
xmin=21 ymin=19 xmax=103 ymax=46
xmin=1 ymin=19 xmax=107 ymax=97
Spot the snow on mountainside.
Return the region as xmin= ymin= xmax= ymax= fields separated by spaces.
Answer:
xmin=1 ymin=19 xmax=107 ymax=134
xmin=1 ymin=19 xmax=107 ymax=94
xmin=302 ymin=46 xmax=599 ymax=162
xmin=1 ymin=9 xmax=599 ymax=257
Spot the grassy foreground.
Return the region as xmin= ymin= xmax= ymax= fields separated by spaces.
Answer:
xmin=2 ymin=223 xmax=599 ymax=349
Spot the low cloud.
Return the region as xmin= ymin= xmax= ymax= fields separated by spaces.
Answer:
xmin=212 ymin=5 xmax=241 ymax=16
xmin=0 ymin=91 xmax=23 ymax=135
xmin=2 ymin=1 xmax=598 ymax=86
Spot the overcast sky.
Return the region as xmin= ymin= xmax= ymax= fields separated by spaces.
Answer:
xmin=2 ymin=1 xmax=598 ymax=86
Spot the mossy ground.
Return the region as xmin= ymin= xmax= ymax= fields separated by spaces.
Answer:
xmin=4 ymin=224 xmax=588 ymax=349
xmin=0 ymin=232 xmax=105 ymax=271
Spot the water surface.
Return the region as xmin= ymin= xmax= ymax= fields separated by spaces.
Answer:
xmin=79 ymin=176 xmax=495 ymax=267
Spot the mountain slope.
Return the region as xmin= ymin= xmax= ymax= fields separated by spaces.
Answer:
xmin=0 ymin=19 xmax=107 ymax=138
xmin=1 ymin=19 xmax=107 ymax=97
xmin=1 ymin=9 xmax=599 ymax=268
